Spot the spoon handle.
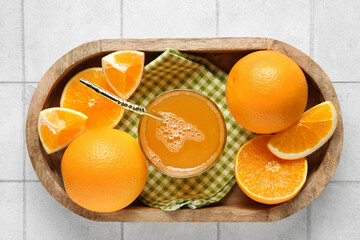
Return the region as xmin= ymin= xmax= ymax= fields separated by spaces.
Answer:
xmin=80 ymin=78 xmax=164 ymax=121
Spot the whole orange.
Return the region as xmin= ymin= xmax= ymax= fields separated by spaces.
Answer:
xmin=61 ymin=129 xmax=147 ymax=212
xmin=226 ymin=50 xmax=308 ymax=134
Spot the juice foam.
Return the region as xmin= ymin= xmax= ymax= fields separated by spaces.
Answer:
xmin=156 ymin=111 xmax=205 ymax=153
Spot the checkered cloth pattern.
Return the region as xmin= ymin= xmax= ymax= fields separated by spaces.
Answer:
xmin=117 ymin=49 xmax=254 ymax=210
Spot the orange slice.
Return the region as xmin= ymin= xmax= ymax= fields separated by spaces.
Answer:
xmin=102 ymin=50 xmax=144 ymax=99
xmin=60 ymin=67 xmax=125 ymax=129
xmin=268 ymin=101 xmax=338 ymax=159
xmin=38 ymin=107 xmax=87 ymax=154
xmin=235 ymin=135 xmax=307 ymax=204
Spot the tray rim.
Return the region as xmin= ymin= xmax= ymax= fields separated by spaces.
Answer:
xmin=25 ymin=37 xmax=343 ymax=222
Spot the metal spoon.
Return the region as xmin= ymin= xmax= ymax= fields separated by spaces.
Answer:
xmin=80 ymin=78 xmax=164 ymax=122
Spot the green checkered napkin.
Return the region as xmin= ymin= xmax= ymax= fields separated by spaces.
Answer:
xmin=117 ymin=49 xmax=254 ymax=210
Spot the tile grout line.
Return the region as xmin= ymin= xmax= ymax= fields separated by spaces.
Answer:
xmin=216 ymin=0 xmax=219 ymax=37
xmin=308 ymin=1 xmax=314 ymax=237
xmin=309 ymin=0 xmax=314 ymax=58
xmin=0 ymin=180 xmax=25 ymax=183
xmin=120 ymin=0 xmax=123 ymax=38
xmin=0 ymin=81 xmax=24 ymax=84
xmin=121 ymin=222 xmax=124 ymax=240
xmin=21 ymin=0 xmax=26 ymax=239
xmin=0 ymin=180 xmax=40 ymax=183
xmin=307 ymin=205 xmax=311 ymax=240
xmin=330 ymin=181 xmax=360 ymax=184
xmin=331 ymin=81 xmax=360 ymax=83
xmin=217 ymin=222 xmax=220 ymax=240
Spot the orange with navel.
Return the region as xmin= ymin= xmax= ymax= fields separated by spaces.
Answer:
xmin=226 ymin=50 xmax=308 ymax=134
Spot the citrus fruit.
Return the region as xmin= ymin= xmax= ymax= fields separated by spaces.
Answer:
xmin=226 ymin=50 xmax=308 ymax=134
xmin=235 ymin=135 xmax=307 ymax=205
xmin=38 ymin=107 xmax=87 ymax=154
xmin=60 ymin=67 xmax=125 ymax=130
xmin=102 ymin=50 xmax=144 ymax=100
xmin=268 ymin=101 xmax=338 ymax=159
xmin=61 ymin=129 xmax=147 ymax=212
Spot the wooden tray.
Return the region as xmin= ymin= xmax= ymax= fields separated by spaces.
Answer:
xmin=26 ymin=38 xmax=343 ymax=222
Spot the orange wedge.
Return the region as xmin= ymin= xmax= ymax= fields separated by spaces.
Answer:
xmin=102 ymin=50 xmax=144 ymax=100
xmin=38 ymin=107 xmax=87 ymax=154
xmin=60 ymin=67 xmax=125 ymax=130
xmin=235 ymin=135 xmax=307 ymax=204
xmin=268 ymin=101 xmax=338 ymax=159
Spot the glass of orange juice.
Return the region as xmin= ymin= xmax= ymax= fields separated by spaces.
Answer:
xmin=138 ymin=89 xmax=227 ymax=178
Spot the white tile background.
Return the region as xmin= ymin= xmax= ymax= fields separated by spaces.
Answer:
xmin=1 ymin=0 xmax=358 ymax=239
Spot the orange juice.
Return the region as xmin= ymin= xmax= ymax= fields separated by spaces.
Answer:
xmin=138 ymin=89 xmax=226 ymax=177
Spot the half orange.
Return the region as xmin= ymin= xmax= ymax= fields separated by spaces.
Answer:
xmin=268 ymin=101 xmax=338 ymax=159
xmin=38 ymin=107 xmax=87 ymax=154
xmin=235 ymin=135 xmax=307 ymax=205
xmin=102 ymin=50 xmax=144 ymax=100
xmin=60 ymin=67 xmax=125 ymax=130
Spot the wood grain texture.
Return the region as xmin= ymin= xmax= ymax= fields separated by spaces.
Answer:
xmin=25 ymin=38 xmax=343 ymax=222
